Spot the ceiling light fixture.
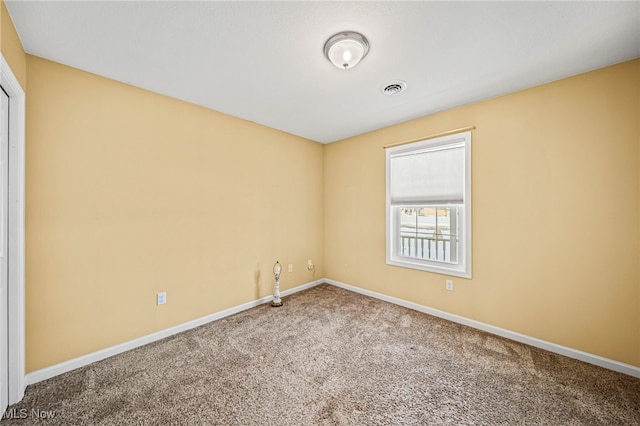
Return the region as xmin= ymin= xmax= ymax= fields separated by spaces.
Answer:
xmin=324 ymin=31 xmax=369 ymax=70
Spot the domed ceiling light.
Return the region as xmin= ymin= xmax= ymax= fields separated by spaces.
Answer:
xmin=324 ymin=31 xmax=370 ymax=70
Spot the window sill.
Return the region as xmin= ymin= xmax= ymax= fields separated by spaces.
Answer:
xmin=386 ymin=258 xmax=471 ymax=279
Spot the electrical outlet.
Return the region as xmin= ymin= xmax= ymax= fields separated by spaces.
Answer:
xmin=445 ymin=280 xmax=453 ymax=291
xmin=157 ymin=292 xmax=167 ymax=305
xmin=288 ymin=264 xmax=294 ymax=273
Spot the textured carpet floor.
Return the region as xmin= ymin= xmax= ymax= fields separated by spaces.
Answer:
xmin=5 ymin=284 xmax=640 ymax=425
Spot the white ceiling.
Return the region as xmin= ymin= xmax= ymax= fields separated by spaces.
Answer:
xmin=6 ymin=1 xmax=640 ymax=143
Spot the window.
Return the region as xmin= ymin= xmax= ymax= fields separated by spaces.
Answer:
xmin=386 ymin=131 xmax=471 ymax=278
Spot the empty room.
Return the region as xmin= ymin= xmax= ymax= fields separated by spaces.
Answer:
xmin=0 ymin=1 xmax=639 ymax=424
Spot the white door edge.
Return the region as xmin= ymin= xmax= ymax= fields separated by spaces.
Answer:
xmin=0 ymin=54 xmax=26 ymax=405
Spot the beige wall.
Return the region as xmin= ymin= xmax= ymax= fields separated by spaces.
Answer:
xmin=26 ymin=56 xmax=324 ymax=371
xmin=0 ymin=0 xmax=26 ymax=89
xmin=324 ymin=59 xmax=640 ymax=367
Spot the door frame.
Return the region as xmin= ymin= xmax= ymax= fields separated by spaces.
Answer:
xmin=1 ymin=54 xmax=26 ymax=404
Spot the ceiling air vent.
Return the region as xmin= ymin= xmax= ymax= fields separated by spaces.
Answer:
xmin=381 ymin=80 xmax=407 ymax=95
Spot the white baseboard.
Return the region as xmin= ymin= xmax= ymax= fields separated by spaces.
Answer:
xmin=324 ymin=278 xmax=640 ymax=379
xmin=23 ymin=276 xmax=640 ymax=387
xmin=25 ymin=279 xmax=323 ymax=386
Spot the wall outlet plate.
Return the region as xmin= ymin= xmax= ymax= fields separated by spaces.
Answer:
xmin=157 ymin=292 xmax=167 ymax=305
xmin=445 ymin=280 xmax=454 ymax=291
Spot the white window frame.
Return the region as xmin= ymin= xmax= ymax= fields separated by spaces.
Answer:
xmin=386 ymin=131 xmax=471 ymax=278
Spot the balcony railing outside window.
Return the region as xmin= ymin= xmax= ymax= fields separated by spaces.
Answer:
xmin=399 ymin=207 xmax=459 ymax=264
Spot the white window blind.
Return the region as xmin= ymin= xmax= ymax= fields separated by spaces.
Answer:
xmin=390 ymin=142 xmax=465 ymax=205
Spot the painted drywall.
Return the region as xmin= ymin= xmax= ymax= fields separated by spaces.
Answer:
xmin=14 ymin=10 xmax=640 ymax=374
xmin=26 ymin=55 xmax=323 ymax=372
xmin=0 ymin=0 xmax=26 ymax=89
xmin=324 ymin=59 xmax=640 ymax=367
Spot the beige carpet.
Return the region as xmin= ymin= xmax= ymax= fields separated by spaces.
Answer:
xmin=4 ymin=284 xmax=640 ymax=425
